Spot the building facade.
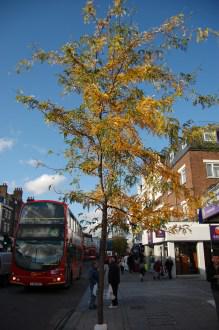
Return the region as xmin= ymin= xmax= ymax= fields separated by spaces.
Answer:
xmin=140 ymin=128 xmax=219 ymax=280
xmin=0 ymin=183 xmax=23 ymax=238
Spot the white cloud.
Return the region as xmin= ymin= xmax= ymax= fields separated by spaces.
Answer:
xmin=0 ymin=138 xmax=15 ymax=152
xmin=19 ymin=159 xmax=44 ymax=167
xmin=24 ymin=174 xmax=66 ymax=195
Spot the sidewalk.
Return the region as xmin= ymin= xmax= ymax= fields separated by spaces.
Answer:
xmin=64 ymin=271 xmax=219 ymax=330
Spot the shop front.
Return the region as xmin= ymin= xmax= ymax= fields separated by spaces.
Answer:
xmin=142 ymin=222 xmax=212 ymax=280
xmin=175 ymin=242 xmax=198 ymax=275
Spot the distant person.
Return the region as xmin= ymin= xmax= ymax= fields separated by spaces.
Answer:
xmin=119 ymin=256 xmax=125 ymax=275
xmin=108 ymin=256 xmax=120 ymax=308
xmin=149 ymin=254 xmax=155 ymax=272
xmin=127 ymin=253 xmax=134 ymax=273
xmin=209 ymin=256 xmax=219 ymax=290
xmin=139 ymin=253 xmax=146 ymax=281
xmin=165 ymin=257 xmax=174 ymax=279
xmin=88 ymin=260 xmax=99 ymax=309
xmin=153 ymin=259 xmax=161 ymax=280
xmin=123 ymin=255 xmax=129 ymax=271
xmin=104 ymin=258 xmax=109 ymax=297
xmin=134 ymin=255 xmax=140 ymax=272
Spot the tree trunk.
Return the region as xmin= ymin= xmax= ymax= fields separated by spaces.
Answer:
xmin=97 ymin=201 xmax=108 ymax=324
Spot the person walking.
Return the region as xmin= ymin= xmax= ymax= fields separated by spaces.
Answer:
xmin=127 ymin=253 xmax=134 ymax=273
xmin=88 ymin=260 xmax=99 ymax=309
xmin=108 ymin=256 xmax=120 ymax=308
xmin=139 ymin=253 xmax=146 ymax=281
xmin=153 ymin=259 xmax=161 ymax=280
xmin=124 ymin=254 xmax=129 ymax=272
xmin=119 ymin=256 xmax=125 ymax=275
xmin=165 ymin=257 xmax=174 ymax=279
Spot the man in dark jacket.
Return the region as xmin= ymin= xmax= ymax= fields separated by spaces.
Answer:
xmin=165 ymin=257 xmax=174 ymax=279
xmin=108 ymin=256 xmax=120 ymax=308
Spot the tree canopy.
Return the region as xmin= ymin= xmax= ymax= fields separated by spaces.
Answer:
xmin=16 ymin=0 xmax=219 ymax=324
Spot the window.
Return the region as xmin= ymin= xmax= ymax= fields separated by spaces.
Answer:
xmin=178 ymin=165 xmax=186 ymax=185
xmin=169 ymin=152 xmax=174 ymax=163
xmin=206 ymin=162 xmax=219 ymax=178
xmin=167 ymin=179 xmax=172 ymax=195
xmin=203 ymin=131 xmax=216 ymax=142
xmin=181 ymin=142 xmax=187 ymax=150
xmin=181 ymin=201 xmax=188 ymax=217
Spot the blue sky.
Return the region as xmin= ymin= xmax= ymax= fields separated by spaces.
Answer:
xmin=1 ymin=0 xmax=219 ymax=219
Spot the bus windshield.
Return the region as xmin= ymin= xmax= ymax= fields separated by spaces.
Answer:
xmin=15 ymin=239 xmax=64 ymax=271
xmin=15 ymin=223 xmax=64 ymax=270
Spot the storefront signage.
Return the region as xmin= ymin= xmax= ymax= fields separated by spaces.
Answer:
xmin=202 ymin=204 xmax=219 ymax=220
xmin=210 ymin=225 xmax=219 ymax=241
xmin=155 ymin=230 xmax=165 ymax=238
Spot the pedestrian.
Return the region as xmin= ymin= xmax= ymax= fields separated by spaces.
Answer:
xmin=209 ymin=256 xmax=219 ymax=290
xmin=165 ymin=257 xmax=174 ymax=279
xmin=149 ymin=254 xmax=155 ymax=272
xmin=134 ymin=255 xmax=140 ymax=272
xmin=139 ymin=253 xmax=146 ymax=281
xmin=119 ymin=256 xmax=125 ymax=275
xmin=127 ymin=253 xmax=134 ymax=273
xmin=153 ymin=259 xmax=161 ymax=280
xmin=108 ymin=256 xmax=120 ymax=308
xmin=124 ymin=255 xmax=129 ymax=272
xmin=104 ymin=258 xmax=109 ymax=283
xmin=88 ymin=260 xmax=99 ymax=309
xmin=103 ymin=258 xmax=109 ymax=297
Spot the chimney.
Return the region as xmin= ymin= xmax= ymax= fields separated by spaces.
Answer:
xmin=0 ymin=183 xmax=8 ymax=198
xmin=13 ymin=187 xmax=23 ymax=201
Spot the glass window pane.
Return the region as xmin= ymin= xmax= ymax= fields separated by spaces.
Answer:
xmin=213 ymin=165 xmax=219 ymax=178
xmin=206 ymin=163 xmax=213 ymax=177
xmin=180 ymin=168 xmax=186 ymax=184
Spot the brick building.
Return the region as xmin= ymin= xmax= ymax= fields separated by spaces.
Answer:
xmin=163 ymin=146 xmax=219 ymax=208
xmin=139 ymin=127 xmax=219 ymax=280
xmin=0 ymin=183 xmax=23 ymax=238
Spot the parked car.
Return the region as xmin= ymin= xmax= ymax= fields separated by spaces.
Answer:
xmin=0 ymin=251 xmax=12 ymax=285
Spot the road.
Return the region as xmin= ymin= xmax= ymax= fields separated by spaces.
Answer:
xmin=0 ymin=263 xmax=90 ymax=330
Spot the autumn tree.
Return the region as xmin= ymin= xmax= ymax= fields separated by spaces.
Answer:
xmin=17 ymin=0 xmax=219 ymax=326
xmin=112 ymin=236 xmax=128 ymax=256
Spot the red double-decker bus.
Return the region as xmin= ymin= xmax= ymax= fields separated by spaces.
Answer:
xmin=10 ymin=200 xmax=83 ymax=288
xmin=83 ymin=233 xmax=97 ymax=260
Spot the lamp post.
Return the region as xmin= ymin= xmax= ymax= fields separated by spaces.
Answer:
xmin=160 ymin=245 xmax=163 ymax=264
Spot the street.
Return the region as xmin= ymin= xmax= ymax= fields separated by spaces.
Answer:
xmin=0 ymin=263 xmax=90 ymax=330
